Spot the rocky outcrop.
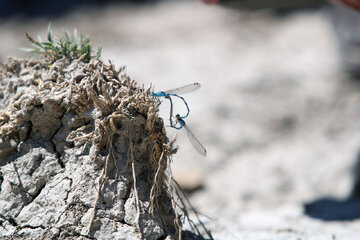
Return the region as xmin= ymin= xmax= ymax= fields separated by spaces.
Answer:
xmin=0 ymin=57 xmax=179 ymax=239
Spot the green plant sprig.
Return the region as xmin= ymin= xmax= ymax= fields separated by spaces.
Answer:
xmin=22 ymin=25 xmax=102 ymax=63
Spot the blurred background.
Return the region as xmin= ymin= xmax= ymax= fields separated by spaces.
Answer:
xmin=1 ymin=0 xmax=360 ymax=239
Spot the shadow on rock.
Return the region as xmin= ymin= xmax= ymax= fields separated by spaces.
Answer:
xmin=304 ymin=197 xmax=360 ymax=221
xmin=182 ymin=230 xmax=211 ymax=240
xmin=305 ymin=147 xmax=360 ymax=221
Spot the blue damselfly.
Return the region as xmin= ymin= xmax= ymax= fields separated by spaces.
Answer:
xmin=174 ymin=114 xmax=207 ymax=157
xmin=151 ymin=83 xmax=201 ymax=119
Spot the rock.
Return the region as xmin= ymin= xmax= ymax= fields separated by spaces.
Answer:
xmin=0 ymin=57 xmax=181 ymax=239
xmin=174 ymin=169 xmax=204 ymax=194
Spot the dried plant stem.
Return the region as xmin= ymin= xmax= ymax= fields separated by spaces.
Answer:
xmin=129 ymin=130 xmax=141 ymax=233
xmin=171 ymin=176 xmax=214 ymax=240
xmin=131 ymin=159 xmax=140 ymax=226
xmin=86 ymin=160 xmax=105 ymax=235
xmin=149 ymin=150 xmax=165 ymax=215
xmin=167 ymin=163 xmax=182 ymax=240
xmin=86 ymin=141 xmax=112 ymax=235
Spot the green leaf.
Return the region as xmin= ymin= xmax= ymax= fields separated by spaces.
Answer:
xmin=47 ymin=23 xmax=52 ymax=42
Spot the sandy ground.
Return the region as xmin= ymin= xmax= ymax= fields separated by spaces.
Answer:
xmin=1 ymin=0 xmax=360 ymax=239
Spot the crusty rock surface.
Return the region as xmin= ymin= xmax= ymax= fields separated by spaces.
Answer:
xmin=0 ymin=57 xmax=178 ymax=239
